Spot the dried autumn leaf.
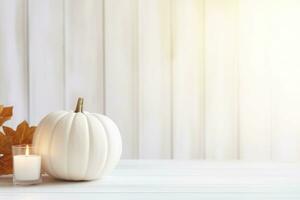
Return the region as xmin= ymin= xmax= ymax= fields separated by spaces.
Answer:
xmin=0 ymin=128 xmax=13 ymax=155
xmin=0 ymin=155 xmax=12 ymax=175
xmin=12 ymin=121 xmax=36 ymax=145
xmin=0 ymin=121 xmax=36 ymax=175
xmin=0 ymin=106 xmax=13 ymax=126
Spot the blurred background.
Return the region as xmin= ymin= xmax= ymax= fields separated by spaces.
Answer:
xmin=1 ymin=0 xmax=300 ymax=161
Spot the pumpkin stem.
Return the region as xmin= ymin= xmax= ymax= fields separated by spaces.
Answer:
xmin=75 ymin=97 xmax=84 ymax=113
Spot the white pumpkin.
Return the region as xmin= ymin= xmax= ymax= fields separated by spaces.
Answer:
xmin=32 ymin=98 xmax=122 ymax=181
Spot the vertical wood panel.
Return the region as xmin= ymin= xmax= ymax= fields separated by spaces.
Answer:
xmin=239 ymin=0 xmax=272 ymax=160
xmin=270 ymin=0 xmax=300 ymax=161
xmin=65 ymin=0 xmax=104 ymax=113
xmin=105 ymin=0 xmax=139 ymax=158
xmin=0 ymin=0 xmax=28 ymax=127
xmin=138 ymin=0 xmax=171 ymax=159
xmin=3 ymin=0 xmax=300 ymax=161
xmin=204 ymin=0 xmax=239 ymax=160
xmin=172 ymin=0 xmax=204 ymax=159
xmin=28 ymin=0 xmax=64 ymax=125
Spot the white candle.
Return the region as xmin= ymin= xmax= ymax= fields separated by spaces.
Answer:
xmin=13 ymin=145 xmax=41 ymax=181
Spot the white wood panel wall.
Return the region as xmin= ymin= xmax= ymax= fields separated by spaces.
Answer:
xmin=104 ymin=0 xmax=139 ymax=159
xmin=138 ymin=0 xmax=172 ymax=159
xmin=172 ymin=0 xmax=204 ymax=159
xmin=204 ymin=0 xmax=238 ymax=160
xmin=28 ymin=0 xmax=64 ymax=125
xmin=269 ymin=0 xmax=300 ymax=161
xmin=238 ymin=0 xmax=272 ymax=160
xmin=0 ymin=0 xmax=28 ymax=127
xmin=65 ymin=0 xmax=104 ymax=114
xmin=1 ymin=0 xmax=300 ymax=161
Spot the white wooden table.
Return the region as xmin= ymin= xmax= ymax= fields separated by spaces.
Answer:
xmin=1 ymin=160 xmax=300 ymax=200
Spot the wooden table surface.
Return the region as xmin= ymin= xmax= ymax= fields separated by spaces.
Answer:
xmin=1 ymin=160 xmax=300 ymax=200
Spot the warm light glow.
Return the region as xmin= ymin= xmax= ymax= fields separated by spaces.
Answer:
xmin=25 ymin=145 xmax=29 ymax=156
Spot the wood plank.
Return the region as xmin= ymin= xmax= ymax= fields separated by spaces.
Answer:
xmin=65 ymin=0 xmax=104 ymax=113
xmin=2 ymin=161 xmax=300 ymax=197
xmin=104 ymin=0 xmax=139 ymax=158
xmin=239 ymin=0 xmax=272 ymax=160
xmin=269 ymin=0 xmax=300 ymax=161
xmin=172 ymin=0 xmax=204 ymax=159
xmin=204 ymin=0 xmax=239 ymax=160
xmin=0 ymin=0 xmax=28 ymax=127
xmin=138 ymin=0 xmax=172 ymax=159
xmin=28 ymin=0 xmax=64 ymax=125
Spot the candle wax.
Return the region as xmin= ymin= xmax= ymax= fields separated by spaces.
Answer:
xmin=13 ymin=155 xmax=41 ymax=181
